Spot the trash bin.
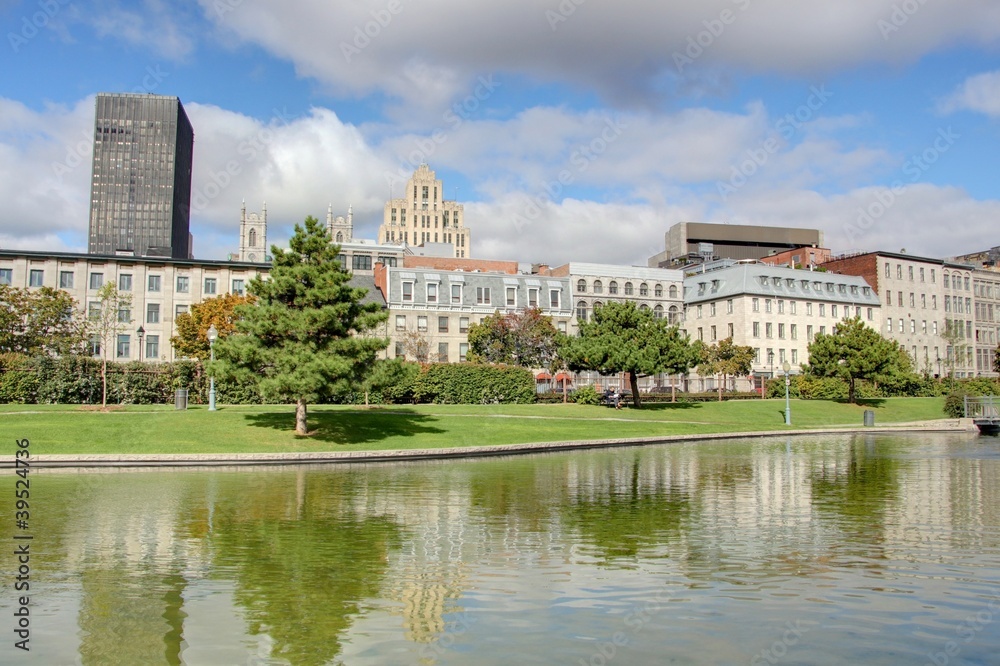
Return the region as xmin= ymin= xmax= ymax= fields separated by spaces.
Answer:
xmin=863 ymin=409 xmax=875 ymax=427
xmin=174 ymin=388 xmax=188 ymax=410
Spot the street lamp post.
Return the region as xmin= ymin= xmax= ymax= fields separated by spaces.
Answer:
xmin=136 ymin=325 xmax=145 ymax=361
xmin=207 ymin=324 xmax=218 ymax=412
xmin=767 ymin=351 xmax=774 ymax=398
xmin=782 ymin=360 xmax=791 ymax=425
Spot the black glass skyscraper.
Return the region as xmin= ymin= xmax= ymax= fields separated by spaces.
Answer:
xmin=88 ymin=93 xmax=194 ymax=258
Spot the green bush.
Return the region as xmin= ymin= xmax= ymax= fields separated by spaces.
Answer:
xmin=943 ymin=391 xmax=969 ymax=419
xmin=571 ymin=385 xmax=601 ymax=405
xmin=412 ymin=363 xmax=535 ymax=404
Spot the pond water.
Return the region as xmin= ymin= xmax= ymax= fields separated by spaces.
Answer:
xmin=4 ymin=433 xmax=1000 ymax=665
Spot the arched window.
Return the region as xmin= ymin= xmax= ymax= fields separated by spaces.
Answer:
xmin=654 ymin=284 xmax=662 ymax=297
xmin=668 ymin=305 xmax=680 ymax=324
xmin=639 ymin=303 xmax=649 ymax=311
xmin=609 ymin=281 xmax=619 ymax=295
xmin=336 ymin=232 xmax=344 ymax=242
xmin=654 ymin=304 xmax=664 ymax=319
xmin=668 ymin=285 xmax=678 ymax=298
xmin=248 ymin=229 xmax=256 ymax=247
xmin=624 ymin=282 xmax=634 ymax=295
xmin=593 ymin=300 xmax=603 ymax=312
xmin=593 ymin=280 xmax=603 ymax=294
xmin=639 ymin=283 xmax=648 ymax=296
xmin=576 ymin=300 xmax=589 ymax=322
xmin=577 ymin=279 xmax=587 ymax=293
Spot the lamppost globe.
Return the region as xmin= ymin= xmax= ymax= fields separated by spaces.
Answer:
xmin=207 ymin=324 xmax=218 ymax=412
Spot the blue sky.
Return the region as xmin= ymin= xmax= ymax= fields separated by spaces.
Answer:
xmin=2 ymin=0 xmax=999 ymax=264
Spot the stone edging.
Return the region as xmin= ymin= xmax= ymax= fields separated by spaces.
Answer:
xmin=12 ymin=421 xmax=975 ymax=469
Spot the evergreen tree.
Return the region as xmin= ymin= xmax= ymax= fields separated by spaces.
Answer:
xmin=214 ymin=216 xmax=388 ymax=435
xmin=562 ymin=301 xmax=699 ymax=408
xmin=806 ymin=316 xmax=906 ymax=403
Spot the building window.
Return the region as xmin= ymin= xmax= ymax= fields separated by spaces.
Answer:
xmin=777 ymin=300 xmax=784 ymax=314
xmin=147 ymin=303 xmax=160 ymax=324
xmin=528 ymin=288 xmax=538 ymax=307
xmin=806 ymin=302 xmax=813 ymax=316
xmin=0 ymin=268 xmax=12 ymax=286
xmin=177 ymin=276 xmax=190 ymax=293
xmin=148 ymin=275 xmax=161 ymax=292
xmin=438 ymin=316 xmax=449 ymax=333
xmin=819 ymin=303 xmax=826 ymax=317
xmin=577 ymin=301 xmax=588 ymax=321
xmin=88 ymin=301 xmax=100 ymax=321
xmin=58 ymin=271 xmax=74 ymax=289
xmin=654 ymin=284 xmax=662 ymax=297
xmin=89 ymin=272 xmax=103 ymax=290
xmin=395 ymin=315 xmax=406 ymax=331
xmin=477 ymin=287 xmax=491 ymax=305
xmin=624 ymin=282 xmax=633 ymax=296
xmin=437 ymin=342 xmax=448 ymax=362
xmin=204 ymin=277 xmax=217 ymax=295
xmin=887 ymin=319 xmax=893 ymax=333
xmin=791 ymin=349 xmax=798 ymax=364
xmin=778 ymin=323 xmax=785 ymax=339
xmin=117 ymin=306 xmax=130 ymax=323
xmin=352 ymin=254 xmax=372 ymax=270
xmin=867 ymin=308 xmax=874 ymax=321
xmin=710 ymin=325 xmax=717 ymax=341
xmin=752 ymin=298 xmax=759 ymax=312
xmin=910 ymin=320 xmax=916 ymax=334
xmin=766 ymin=322 xmax=773 ymax=338
xmin=451 ymin=283 xmax=461 ymax=304
xmin=727 ymin=299 xmax=734 ymax=314
xmin=459 ymin=343 xmax=469 ymax=362
xmin=752 ymin=322 xmax=760 ymax=338
xmin=639 ymin=283 xmax=648 ymax=296
xmin=697 ymin=327 xmax=703 ymax=341
xmin=550 ymin=289 xmax=561 ymax=309
xmin=790 ymin=324 xmax=797 ymax=339
xmin=831 ymin=304 xmax=838 ymax=318
xmin=697 ymin=304 xmax=703 ymax=319
xmin=609 ymin=281 xmax=619 ymax=295
xmin=668 ymin=285 xmax=678 ymax=299
xmin=417 ymin=316 xmax=427 ymax=332
xmin=654 ymin=305 xmax=664 ymax=319
xmin=594 ymin=280 xmax=603 ymax=294
xmin=402 ymin=282 xmax=413 ymax=302
xmin=29 ymin=270 xmax=43 ymax=287
xmin=176 ymin=304 xmax=189 ymax=319
xmin=577 ymin=279 xmax=587 ymax=293
xmin=119 ymin=274 xmax=132 ymax=291
xmin=765 ymin=299 xmax=772 ymax=313
xmin=506 ymin=287 xmax=516 ymax=307
xmin=460 ymin=317 xmax=469 ymax=333
xmin=897 ymin=264 xmax=902 ymax=279
xmin=145 ymin=335 xmax=159 ymax=359
xmin=231 ymin=279 xmax=244 ymax=295
xmin=427 ymin=283 xmax=438 ymax=303
xmin=807 ymin=325 xmax=814 ymax=340
xmin=116 ymin=334 xmax=130 ymax=359
xmin=89 ymin=334 xmax=100 ymax=356
xmin=394 ymin=342 xmax=404 ymax=358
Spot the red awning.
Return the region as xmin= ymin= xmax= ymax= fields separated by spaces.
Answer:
xmin=553 ymin=372 xmax=571 ymax=382
xmin=535 ymin=372 xmax=552 ymax=380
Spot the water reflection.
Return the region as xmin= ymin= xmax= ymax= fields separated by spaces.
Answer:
xmin=4 ymin=433 xmax=1000 ymax=665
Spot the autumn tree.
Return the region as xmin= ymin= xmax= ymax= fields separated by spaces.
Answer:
xmin=467 ymin=307 xmax=564 ymax=368
xmin=213 ymin=216 xmax=388 ymax=435
xmin=0 ymin=285 xmax=88 ymax=356
xmin=90 ymin=282 xmax=133 ymax=408
xmin=170 ymin=292 xmax=257 ymax=361
xmin=806 ymin=316 xmax=908 ymax=404
xmin=561 ymin=301 xmax=700 ymax=408
xmin=698 ymin=337 xmax=756 ymax=401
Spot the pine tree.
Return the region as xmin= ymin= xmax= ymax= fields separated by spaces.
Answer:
xmin=214 ymin=216 xmax=388 ymax=435
xmin=562 ymin=301 xmax=699 ymax=408
xmin=806 ymin=316 xmax=906 ymax=403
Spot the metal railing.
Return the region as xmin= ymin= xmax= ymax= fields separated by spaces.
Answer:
xmin=964 ymin=396 xmax=999 ymax=419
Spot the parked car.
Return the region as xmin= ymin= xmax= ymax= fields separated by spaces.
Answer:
xmin=648 ymin=385 xmax=684 ymax=394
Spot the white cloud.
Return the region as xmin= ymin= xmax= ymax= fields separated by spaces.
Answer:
xmin=940 ymin=70 xmax=1000 ymax=117
xmin=89 ymin=0 xmax=196 ymax=60
xmin=200 ymin=0 xmax=1000 ymax=111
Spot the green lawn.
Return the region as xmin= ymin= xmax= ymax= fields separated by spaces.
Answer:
xmin=0 ymin=397 xmax=948 ymax=455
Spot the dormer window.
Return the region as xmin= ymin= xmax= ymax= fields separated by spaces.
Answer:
xmin=786 ymin=279 xmax=794 ymax=289
xmin=759 ymin=276 xmax=768 ymax=286
xmin=801 ymin=280 xmax=810 ymax=291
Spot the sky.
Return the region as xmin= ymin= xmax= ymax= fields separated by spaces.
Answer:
xmin=2 ymin=0 xmax=999 ymax=266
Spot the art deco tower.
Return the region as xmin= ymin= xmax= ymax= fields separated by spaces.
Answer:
xmin=88 ymin=93 xmax=194 ymax=258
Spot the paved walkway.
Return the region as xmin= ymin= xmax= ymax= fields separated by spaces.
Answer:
xmin=16 ymin=419 xmax=976 ymax=469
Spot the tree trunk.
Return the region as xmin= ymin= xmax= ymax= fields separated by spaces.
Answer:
xmin=295 ymin=399 xmax=309 ymax=435
xmin=717 ymin=374 xmax=723 ymax=401
xmin=671 ymin=379 xmax=676 ymax=404
xmin=101 ymin=357 xmax=108 ymax=408
xmin=629 ymin=370 xmax=641 ymax=408
xmin=848 ymin=377 xmax=856 ymax=404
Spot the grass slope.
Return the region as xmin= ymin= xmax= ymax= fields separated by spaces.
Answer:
xmin=0 ymin=397 xmax=948 ymax=456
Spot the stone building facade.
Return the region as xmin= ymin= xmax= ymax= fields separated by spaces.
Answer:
xmin=375 ymin=264 xmax=572 ymax=363
xmin=378 ymin=164 xmax=471 ymax=258
xmin=683 ymin=262 xmax=882 ymax=387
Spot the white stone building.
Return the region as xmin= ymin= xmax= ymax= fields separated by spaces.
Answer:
xmin=379 ymin=164 xmax=471 ymax=258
